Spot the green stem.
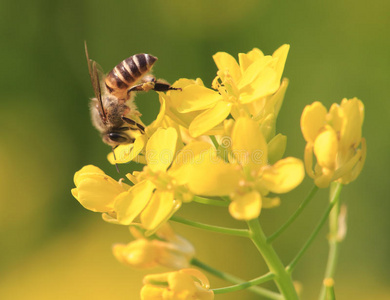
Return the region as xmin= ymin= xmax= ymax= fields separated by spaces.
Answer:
xmin=286 ymin=183 xmax=343 ymax=273
xmin=268 ymin=185 xmax=319 ymax=243
xmin=170 ymin=215 xmax=250 ymax=238
xmin=210 ymin=135 xmax=220 ymax=149
xmin=247 ymin=219 xmax=299 ymax=300
xmin=212 ymin=272 xmax=277 ymax=296
xmin=192 ymin=195 xmax=229 ymax=207
xmin=318 ymin=182 xmax=344 ymax=300
xmin=192 ymin=258 xmax=281 ymax=299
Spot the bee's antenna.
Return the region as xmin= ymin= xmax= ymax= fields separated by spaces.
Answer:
xmin=112 ymin=147 xmax=120 ymax=173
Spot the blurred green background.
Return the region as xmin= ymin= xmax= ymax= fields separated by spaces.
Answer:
xmin=1 ymin=0 xmax=389 ymax=299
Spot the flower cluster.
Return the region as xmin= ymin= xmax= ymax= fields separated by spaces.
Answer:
xmin=301 ymin=98 xmax=366 ymax=188
xmin=72 ymin=45 xmax=366 ymax=299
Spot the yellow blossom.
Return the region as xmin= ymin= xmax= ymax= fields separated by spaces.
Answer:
xmin=141 ymin=269 xmax=214 ymax=300
xmin=179 ymin=116 xmax=304 ymax=220
xmin=301 ymin=98 xmax=366 ymax=188
xmin=71 ymin=165 xmax=129 ymax=212
xmin=169 ymin=45 xmax=290 ymax=137
xmin=113 ymin=127 xmax=195 ymax=234
xmin=113 ymin=223 xmax=195 ymax=269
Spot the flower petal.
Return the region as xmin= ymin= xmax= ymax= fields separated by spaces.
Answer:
xmin=146 ymin=128 xmax=178 ymax=172
xmin=73 ymin=176 xmax=124 ymax=212
xmin=229 ymin=191 xmax=262 ymax=220
xmin=141 ymin=190 xmax=181 ymax=232
xmin=237 ymin=56 xmax=274 ymax=91
xmin=115 ymin=180 xmax=155 ymax=225
xmin=231 ymin=117 xmax=268 ymax=171
xmin=261 ymin=157 xmax=305 ymax=194
xmin=271 ymin=44 xmax=290 ymax=82
xmin=301 ymin=101 xmax=327 ymax=143
xmin=339 ymin=98 xmax=363 ymax=153
xmin=186 ymin=147 xmax=242 ymax=196
xmin=313 ymin=126 xmax=338 ymax=170
xmin=238 ymin=66 xmax=279 ymax=104
xmin=189 ymin=101 xmax=231 ymax=138
xmin=213 ymin=52 xmax=241 ymax=83
xmin=169 ymin=141 xmax=214 ymax=185
xmin=108 ymin=135 xmax=147 ymax=164
xmin=172 ymin=84 xmax=222 ymax=113
xmin=238 ymin=48 xmax=264 ymax=73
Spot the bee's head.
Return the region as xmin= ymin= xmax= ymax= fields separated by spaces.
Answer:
xmin=103 ymin=130 xmax=134 ymax=147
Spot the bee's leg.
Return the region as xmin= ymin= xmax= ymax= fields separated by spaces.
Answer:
xmin=154 ymin=79 xmax=181 ymax=92
xmin=121 ymin=116 xmax=145 ymax=133
xmin=127 ymin=75 xmax=181 ymax=95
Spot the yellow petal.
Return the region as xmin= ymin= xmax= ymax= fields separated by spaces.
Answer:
xmin=339 ymin=98 xmax=363 ymax=153
xmin=146 ymin=128 xmax=178 ymax=172
xmin=73 ymin=176 xmax=124 ymax=212
xmin=189 ymin=101 xmax=231 ymax=138
xmin=172 ymin=84 xmax=222 ymax=113
xmin=314 ymin=168 xmax=334 ymax=188
xmin=271 ymin=44 xmax=290 ymax=82
xmin=238 ymin=48 xmax=264 ymax=73
xmin=261 ymin=157 xmax=305 ymax=194
xmin=73 ymin=165 xmax=105 ymax=186
xmin=239 ymin=66 xmax=279 ymax=104
xmin=237 ymin=56 xmax=273 ymax=90
xmin=141 ymin=190 xmax=181 ymax=232
xmin=313 ymin=127 xmax=338 ymax=170
xmin=231 ymin=117 xmax=268 ymax=171
xmin=115 ymin=180 xmax=155 ymax=225
xmin=108 ymin=135 xmax=147 ymax=164
xmin=169 ymin=142 xmax=214 ymax=185
xmin=301 ymin=101 xmax=327 ymax=143
xmin=229 ymin=191 xmax=262 ymax=220
xmin=213 ymin=52 xmax=241 ymax=83
xmin=186 ymin=147 xmax=242 ymax=196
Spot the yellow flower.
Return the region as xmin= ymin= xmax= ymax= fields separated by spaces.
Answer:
xmin=169 ymin=45 xmax=290 ymax=137
xmin=301 ymin=98 xmax=366 ymax=188
xmin=71 ymin=165 xmax=129 ymax=212
xmin=141 ymin=269 xmax=214 ymax=300
xmin=113 ymin=223 xmax=195 ymax=269
xmin=113 ymin=127 xmax=194 ymax=234
xmin=176 ymin=116 xmax=304 ymax=220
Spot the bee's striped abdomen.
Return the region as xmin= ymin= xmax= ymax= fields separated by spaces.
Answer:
xmin=105 ymin=54 xmax=157 ymax=99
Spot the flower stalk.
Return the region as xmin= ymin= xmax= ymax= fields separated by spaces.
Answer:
xmin=247 ymin=219 xmax=300 ymax=300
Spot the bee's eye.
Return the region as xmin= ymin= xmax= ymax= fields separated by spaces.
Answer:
xmin=108 ymin=132 xmax=129 ymax=143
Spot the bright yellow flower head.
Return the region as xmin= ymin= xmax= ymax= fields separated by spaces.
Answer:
xmin=301 ymin=98 xmax=366 ymax=188
xmin=141 ymin=269 xmax=214 ymax=300
xmin=177 ymin=116 xmax=304 ymax=220
xmin=113 ymin=127 xmax=196 ymax=234
xmin=113 ymin=223 xmax=195 ymax=269
xmin=169 ymin=45 xmax=290 ymax=137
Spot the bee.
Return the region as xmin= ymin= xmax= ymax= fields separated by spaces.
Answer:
xmin=84 ymin=42 xmax=178 ymax=148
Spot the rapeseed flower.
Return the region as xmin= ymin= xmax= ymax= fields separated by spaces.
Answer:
xmin=169 ymin=45 xmax=290 ymax=137
xmin=112 ymin=127 xmax=195 ymax=234
xmin=301 ymin=98 xmax=366 ymax=188
xmin=113 ymin=223 xmax=195 ymax=269
xmin=176 ymin=116 xmax=304 ymax=220
xmin=141 ymin=269 xmax=214 ymax=300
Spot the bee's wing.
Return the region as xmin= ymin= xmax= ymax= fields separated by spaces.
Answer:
xmin=84 ymin=41 xmax=107 ymax=122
